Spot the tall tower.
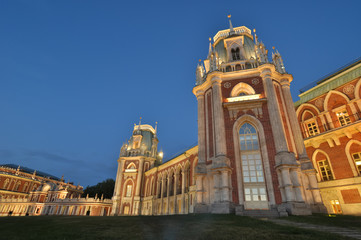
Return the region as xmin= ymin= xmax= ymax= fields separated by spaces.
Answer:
xmin=193 ymin=18 xmax=325 ymax=215
xmin=111 ymin=122 xmax=161 ymax=216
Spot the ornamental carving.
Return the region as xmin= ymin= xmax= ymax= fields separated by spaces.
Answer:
xmin=315 ymin=98 xmax=324 ymax=109
xmin=251 ymin=78 xmax=260 ymax=85
xmin=224 ymin=82 xmax=232 ymax=88
xmin=343 ymin=85 xmax=355 ymax=95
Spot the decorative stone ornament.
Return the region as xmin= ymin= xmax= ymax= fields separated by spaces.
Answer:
xmin=343 ymin=84 xmax=355 ymax=95
xmin=224 ymin=82 xmax=232 ymax=88
xmin=251 ymin=78 xmax=260 ymax=85
xmin=315 ymin=98 xmax=324 ymax=109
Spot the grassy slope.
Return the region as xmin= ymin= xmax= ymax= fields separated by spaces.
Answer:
xmin=0 ymin=214 xmax=352 ymax=240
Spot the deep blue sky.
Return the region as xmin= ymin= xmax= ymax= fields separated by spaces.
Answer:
xmin=1 ymin=1 xmax=360 ymax=187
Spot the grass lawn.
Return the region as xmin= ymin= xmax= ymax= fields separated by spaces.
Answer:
xmin=286 ymin=213 xmax=361 ymax=231
xmin=0 ymin=214 xmax=353 ymax=240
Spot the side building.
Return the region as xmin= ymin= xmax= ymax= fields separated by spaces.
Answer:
xmin=0 ymin=164 xmax=112 ymax=216
xmin=112 ymin=124 xmax=198 ymax=215
xmin=295 ymin=58 xmax=361 ymax=215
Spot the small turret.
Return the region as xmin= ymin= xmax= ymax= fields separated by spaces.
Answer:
xmin=272 ymin=47 xmax=286 ymax=74
xmin=196 ymin=60 xmax=205 ymax=85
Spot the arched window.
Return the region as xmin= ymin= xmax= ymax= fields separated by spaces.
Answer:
xmin=231 ymin=48 xmax=241 ymax=61
xmin=22 ymin=183 xmax=29 ymax=192
xmin=3 ymin=179 xmax=10 ymax=189
xmin=317 ymin=159 xmax=334 ymax=181
xmin=239 ymin=123 xmax=268 ymax=209
xmin=14 ymin=181 xmax=21 ymax=191
xmin=125 ymin=183 xmax=133 ymax=197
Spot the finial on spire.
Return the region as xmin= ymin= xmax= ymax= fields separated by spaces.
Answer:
xmin=228 ymin=14 xmax=235 ymax=35
xmin=155 ymin=121 xmax=158 ymax=137
xmin=138 ymin=117 xmax=142 ymax=130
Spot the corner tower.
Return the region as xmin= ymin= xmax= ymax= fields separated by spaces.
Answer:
xmin=111 ymin=121 xmax=162 ymax=216
xmin=193 ymin=17 xmax=325 ymax=215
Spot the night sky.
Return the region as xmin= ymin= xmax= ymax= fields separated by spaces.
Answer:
xmin=1 ymin=1 xmax=361 ymax=187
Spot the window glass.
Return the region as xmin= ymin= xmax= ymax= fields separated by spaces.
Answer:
xmin=318 ymin=160 xmax=334 ymax=181
xmin=336 ymin=110 xmax=351 ymax=126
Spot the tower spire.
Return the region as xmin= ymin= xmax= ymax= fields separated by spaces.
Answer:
xmin=228 ymin=15 xmax=235 ymax=35
xmin=207 ymin=37 xmax=213 ymax=58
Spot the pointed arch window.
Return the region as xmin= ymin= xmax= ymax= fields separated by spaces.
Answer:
xmin=317 ymin=159 xmax=333 ymax=181
xmin=125 ymin=184 xmax=132 ymax=197
xmin=352 ymin=152 xmax=361 ymax=174
xmin=239 ymin=123 xmax=267 ymax=207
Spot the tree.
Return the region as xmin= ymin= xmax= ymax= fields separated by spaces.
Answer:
xmin=82 ymin=178 xmax=115 ymax=199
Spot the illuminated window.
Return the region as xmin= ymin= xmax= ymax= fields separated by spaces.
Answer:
xmin=330 ymin=200 xmax=342 ymax=214
xmin=318 ymin=160 xmax=334 ymax=181
xmin=306 ymin=120 xmax=319 ymax=137
xmin=336 ymin=110 xmax=351 ymax=126
xmin=126 ymin=184 xmax=132 ymax=197
xmin=244 ymin=188 xmax=267 ymax=202
xmin=352 ymin=152 xmax=361 ymax=174
xmin=239 ymin=123 xmax=267 ymax=204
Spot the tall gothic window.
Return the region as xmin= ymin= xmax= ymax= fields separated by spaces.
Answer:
xmin=125 ymin=184 xmax=132 ymax=197
xmin=239 ymin=123 xmax=268 ymax=208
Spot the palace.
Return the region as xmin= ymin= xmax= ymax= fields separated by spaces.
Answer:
xmin=2 ymin=19 xmax=360 ymax=217
xmin=0 ymin=164 xmax=112 ymax=216
xmin=111 ymin=19 xmax=326 ymax=217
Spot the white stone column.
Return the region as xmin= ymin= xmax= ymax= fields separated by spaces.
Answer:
xmin=221 ymin=171 xmax=229 ymax=202
xmin=196 ymin=176 xmax=203 ymax=203
xmin=213 ymin=173 xmax=220 ymax=203
xmin=290 ymin=169 xmax=304 ymax=202
xmin=281 ymin=168 xmax=295 ymax=202
xmin=181 ymin=171 xmax=186 ymax=214
xmin=211 ymin=77 xmax=227 ymax=156
xmin=135 ymin=159 xmax=144 ymax=197
xmin=261 ymin=70 xmax=288 ymax=153
xmin=196 ymin=90 xmax=206 ymax=164
xmin=325 ymin=112 xmax=334 ymax=129
xmin=280 ymin=79 xmax=309 ymax=159
xmin=307 ymin=171 xmax=322 ymax=203
xmin=111 ymin=159 xmax=125 ymax=215
xmin=166 ymin=176 xmax=170 ymax=214
xmin=160 ymin=178 xmax=164 ymax=215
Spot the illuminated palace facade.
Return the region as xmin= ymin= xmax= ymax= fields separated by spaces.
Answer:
xmin=0 ymin=164 xmax=112 ymax=216
xmin=111 ymin=21 xmax=325 ymax=217
xmin=295 ymin=58 xmax=361 ymax=215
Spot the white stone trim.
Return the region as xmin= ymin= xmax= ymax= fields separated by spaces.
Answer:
xmin=345 ymin=139 xmax=361 ymax=177
xmin=230 ymin=82 xmax=256 ymax=97
xmin=311 ymin=149 xmax=336 ymax=182
xmin=324 ymin=90 xmax=350 ymax=111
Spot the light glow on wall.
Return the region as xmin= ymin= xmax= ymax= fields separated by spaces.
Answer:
xmin=226 ymin=94 xmax=261 ymax=102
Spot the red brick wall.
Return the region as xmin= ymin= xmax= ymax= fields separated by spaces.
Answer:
xmin=221 ymin=77 xmax=282 ymax=205
xmin=341 ymin=189 xmax=361 ymax=204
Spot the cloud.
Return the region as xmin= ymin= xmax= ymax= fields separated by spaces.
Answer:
xmin=23 ymin=149 xmax=83 ymax=164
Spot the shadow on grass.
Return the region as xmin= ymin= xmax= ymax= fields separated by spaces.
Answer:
xmin=0 ymin=214 xmax=352 ymax=240
xmin=286 ymin=213 xmax=361 ymax=231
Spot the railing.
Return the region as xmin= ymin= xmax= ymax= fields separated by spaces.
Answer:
xmin=303 ymin=111 xmax=361 ymax=139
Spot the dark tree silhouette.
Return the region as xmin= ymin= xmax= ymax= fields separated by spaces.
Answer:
xmin=82 ymin=178 xmax=115 ymax=199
